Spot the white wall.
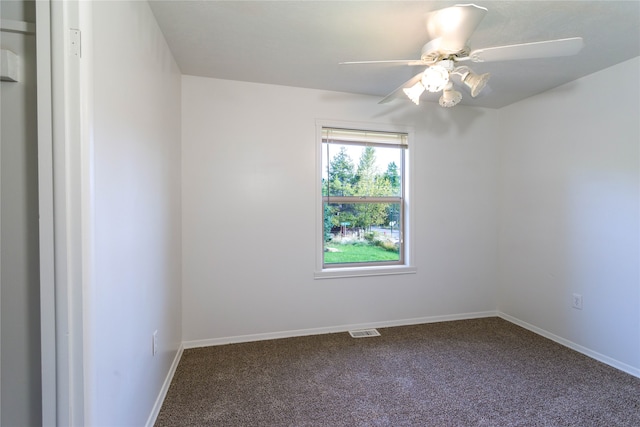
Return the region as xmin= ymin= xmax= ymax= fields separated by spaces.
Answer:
xmin=182 ymin=76 xmax=500 ymax=343
xmin=498 ymin=57 xmax=640 ymax=374
xmin=88 ymin=2 xmax=182 ymax=426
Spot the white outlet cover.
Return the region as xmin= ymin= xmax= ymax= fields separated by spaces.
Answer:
xmin=152 ymin=330 xmax=158 ymax=355
xmin=572 ymin=293 xmax=583 ymax=310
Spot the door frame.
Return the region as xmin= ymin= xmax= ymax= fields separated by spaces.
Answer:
xmin=37 ymin=1 xmax=91 ymax=425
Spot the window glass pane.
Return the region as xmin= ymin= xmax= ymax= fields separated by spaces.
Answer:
xmin=322 ymin=143 xmax=402 ymax=198
xmin=319 ymin=125 xmax=408 ymax=272
xmin=323 ymin=202 xmax=401 ymax=265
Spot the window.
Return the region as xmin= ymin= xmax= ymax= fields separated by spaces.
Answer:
xmin=315 ymin=123 xmax=415 ymax=279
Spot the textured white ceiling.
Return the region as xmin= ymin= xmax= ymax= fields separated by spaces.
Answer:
xmin=148 ymin=1 xmax=640 ymax=108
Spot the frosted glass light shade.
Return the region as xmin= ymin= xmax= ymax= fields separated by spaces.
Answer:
xmin=463 ymin=71 xmax=490 ymax=97
xmin=439 ymin=89 xmax=462 ymax=107
xmin=403 ymin=82 xmax=425 ymax=105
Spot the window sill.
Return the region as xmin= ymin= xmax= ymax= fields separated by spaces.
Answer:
xmin=314 ymin=265 xmax=417 ymax=280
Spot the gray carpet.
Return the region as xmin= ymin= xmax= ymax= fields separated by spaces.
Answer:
xmin=155 ymin=317 xmax=640 ymax=426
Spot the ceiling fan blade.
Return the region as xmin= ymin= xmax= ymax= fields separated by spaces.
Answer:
xmin=378 ymin=71 xmax=424 ymax=104
xmin=469 ymin=37 xmax=584 ymax=62
xmin=426 ymin=4 xmax=487 ymax=54
xmin=340 ymin=60 xmax=425 ymax=66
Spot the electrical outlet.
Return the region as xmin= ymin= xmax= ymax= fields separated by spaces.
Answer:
xmin=152 ymin=330 xmax=158 ymax=356
xmin=572 ymin=293 xmax=583 ymax=310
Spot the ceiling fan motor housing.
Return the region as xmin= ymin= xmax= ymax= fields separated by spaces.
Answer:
xmin=421 ymin=37 xmax=472 ymax=64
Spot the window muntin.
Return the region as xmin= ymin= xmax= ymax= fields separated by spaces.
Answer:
xmin=321 ymin=127 xmax=407 ymax=268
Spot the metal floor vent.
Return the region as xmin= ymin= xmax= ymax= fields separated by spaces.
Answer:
xmin=348 ymin=329 xmax=380 ymax=338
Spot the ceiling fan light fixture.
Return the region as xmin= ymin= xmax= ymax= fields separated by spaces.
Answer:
xmin=439 ymin=88 xmax=462 ymax=107
xmin=422 ymin=65 xmax=450 ymax=92
xmin=462 ymin=70 xmax=490 ymax=97
xmin=403 ymin=81 xmax=426 ymax=105
xmin=343 ymin=4 xmax=585 ymax=109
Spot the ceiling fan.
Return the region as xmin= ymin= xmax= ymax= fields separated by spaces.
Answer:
xmin=341 ymin=4 xmax=584 ymax=108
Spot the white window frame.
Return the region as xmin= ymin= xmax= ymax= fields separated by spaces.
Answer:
xmin=314 ymin=120 xmax=416 ymax=279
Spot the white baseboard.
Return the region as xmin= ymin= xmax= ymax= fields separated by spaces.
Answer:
xmin=182 ymin=310 xmax=499 ymax=349
xmin=145 ymin=344 xmax=184 ymax=427
xmin=146 ymin=311 xmax=638 ymax=425
xmin=498 ymin=312 xmax=640 ymax=379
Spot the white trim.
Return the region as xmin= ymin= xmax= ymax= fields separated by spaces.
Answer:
xmin=145 ymin=345 xmax=185 ymax=427
xmin=498 ymin=312 xmax=640 ymax=379
xmin=50 ymin=2 xmax=71 ymax=424
xmin=50 ymin=0 xmax=87 ymax=424
xmin=314 ymin=265 xmax=417 ymax=279
xmin=0 ymin=19 xmax=36 ymax=35
xmin=130 ymin=310 xmax=640 ymax=425
xmin=183 ymin=311 xmax=498 ymax=349
xmin=183 ymin=312 xmax=639 ymax=380
xmin=78 ymin=1 xmax=95 ymax=424
xmin=314 ymin=119 xmax=416 ymax=278
xmin=35 ymin=1 xmax=57 ymax=425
